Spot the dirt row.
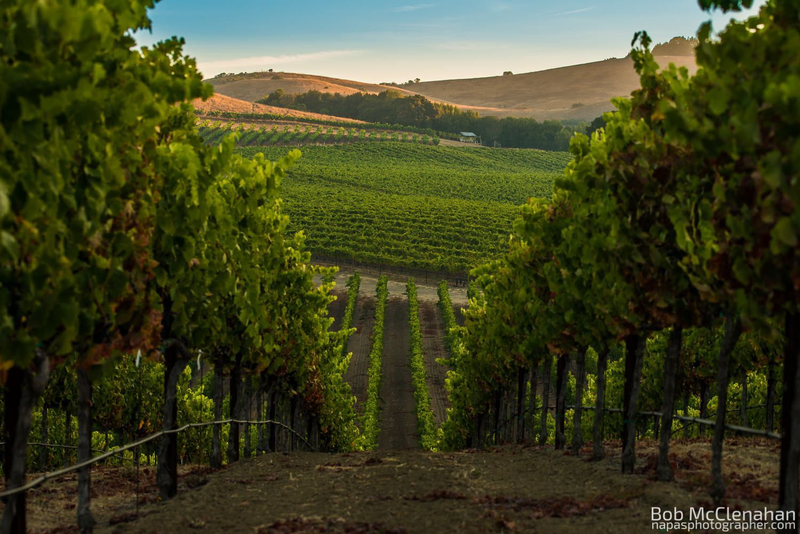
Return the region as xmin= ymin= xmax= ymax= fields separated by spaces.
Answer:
xmin=420 ymin=301 xmax=452 ymax=426
xmin=331 ymin=277 xmax=456 ymax=447
xmin=378 ymin=297 xmax=418 ymax=450
xmin=101 ymin=437 xmax=782 ymax=534
xmin=314 ymin=269 xmax=469 ymax=307
xmin=341 ymin=296 xmax=376 ymax=416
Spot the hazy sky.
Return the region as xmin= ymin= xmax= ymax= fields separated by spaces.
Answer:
xmin=136 ymin=0 xmax=764 ymax=82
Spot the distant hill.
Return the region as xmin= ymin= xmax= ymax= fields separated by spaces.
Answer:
xmin=406 ymin=56 xmax=698 ymax=121
xmin=206 ymin=72 xmax=418 ymax=102
xmin=193 ymin=94 xmax=364 ymax=123
xmin=208 ymin=54 xmax=698 ymax=122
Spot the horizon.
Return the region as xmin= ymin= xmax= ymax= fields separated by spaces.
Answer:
xmin=136 ymin=0 xmax=764 ymax=83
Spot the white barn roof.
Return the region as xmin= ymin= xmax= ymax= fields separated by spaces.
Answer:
xmin=459 ymin=132 xmax=477 ymax=137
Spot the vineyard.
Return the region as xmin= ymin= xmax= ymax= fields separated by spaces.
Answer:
xmin=197 ymin=120 xmax=442 ymax=147
xmin=2 ymin=0 xmax=800 ymax=533
xmin=240 ymin=143 xmax=571 ymax=273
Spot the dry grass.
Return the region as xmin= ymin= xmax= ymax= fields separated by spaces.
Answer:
xmin=192 ymin=94 xmax=363 ymax=124
xmin=208 ymin=57 xmax=698 ymax=122
xmin=410 ymin=56 xmax=699 ymax=121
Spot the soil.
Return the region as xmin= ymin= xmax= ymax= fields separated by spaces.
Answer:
xmin=343 ymin=296 xmax=376 ymax=416
xmin=9 ymin=437 xmax=780 ymax=534
xmin=192 ymin=94 xmax=363 ymax=123
xmin=326 ymin=290 xmax=348 ymax=331
xmin=419 ymin=301 xmax=451 ymax=426
xmin=453 ymin=304 xmax=466 ymax=326
xmin=93 ymin=438 xmax=779 ymax=534
xmin=377 ymin=296 xmax=418 ymax=451
xmin=314 ymin=270 xmax=469 ymax=308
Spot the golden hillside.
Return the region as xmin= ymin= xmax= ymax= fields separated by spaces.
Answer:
xmin=408 ymin=56 xmax=698 ymax=121
xmin=207 ymin=56 xmax=698 ymax=122
xmin=193 ymin=94 xmax=363 ymax=123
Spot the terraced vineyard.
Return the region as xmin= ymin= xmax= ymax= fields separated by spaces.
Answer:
xmin=238 ymin=143 xmax=571 ymax=272
xmin=198 ymin=121 xmax=441 ymax=147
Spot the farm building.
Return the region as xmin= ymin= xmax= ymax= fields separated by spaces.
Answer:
xmin=459 ymin=132 xmax=480 ymax=144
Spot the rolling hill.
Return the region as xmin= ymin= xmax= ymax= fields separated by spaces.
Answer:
xmin=207 ymin=55 xmax=698 ymax=122
xmin=193 ymin=93 xmax=364 ymax=123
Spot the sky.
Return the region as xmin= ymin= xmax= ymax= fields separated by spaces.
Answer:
xmin=136 ymin=0 xmax=765 ymax=83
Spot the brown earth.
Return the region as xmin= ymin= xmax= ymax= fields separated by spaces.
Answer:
xmin=206 ymin=72 xmax=419 ymax=102
xmin=326 ymin=289 xmax=348 ymax=331
xmin=208 ymin=57 xmax=698 ymax=122
xmin=419 ymin=301 xmax=451 ymax=426
xmin=343 ymin=296 xmax=376 ymax=416
xmin=314 ymin=269 xmax=469 ymax=308
xmin=409 ymin=56 xmax=698 ymax=121
xmin=192 ymin=94 xmax=363 ymax=123
xmin=91 ymin=438 xmax=780 ymax=534
xmin=378 ymin=296 xmax=418 ymax=451
xmin=8 ymin=438 xmax=780 ymax=533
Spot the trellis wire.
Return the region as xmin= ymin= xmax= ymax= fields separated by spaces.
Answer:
xmin=0 ymin=418 xmax=314 ymax=499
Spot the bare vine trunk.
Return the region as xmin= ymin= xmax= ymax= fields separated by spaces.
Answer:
xmin=572 ymin=348 xmax=586 ymax=454
xmin=516 ymin=367 xmax=526 ymax=443
xmin=779 ymin=310 xmax=800 ymax=531
xmin=555 ymin=355 xmax=569 ymax=450
xmin=539 ymin=357 xmax=551 ymax=446
xmin=77 ymin=368 xmax=95 ymax=533
xmin=64 ymin=411 xmax=72 ymax=467
xmin=710 ymin=316 xmax=742 ymax=504
xmin=243 ymin=377 xmax=252 ymax=458
xmin=210 ymin=361 xmax=224 ymax=468
xmin=528 ymin=364 xmax=538 ymax=443
xmin=592 ymin=347 xmax=609 ymax=461
xmin=766 ymin=356 xmax=776 ymax=434
xmin=39 ymin=405 xmax=48 ymax=471
xmin=622 ymin=334 xmax=646 ymax=474
xmin=157 ymin=343 xmax=190 ymax=499
xmin=657 ymin=327 xmax=682 ymax=482
xmin=1 ymin=350 xmax=50 ymax=534
xmin=227 ymin=353 xmax=242 ymax=463
xmin=268 ymin=388 xmax=278 ymax=452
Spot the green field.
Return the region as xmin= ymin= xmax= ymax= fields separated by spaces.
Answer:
xmin=238 ymin=143 xmax=572 ymax=272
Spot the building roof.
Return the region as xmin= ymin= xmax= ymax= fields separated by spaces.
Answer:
xmin=459 ymin=132 xmax=477 ymax=137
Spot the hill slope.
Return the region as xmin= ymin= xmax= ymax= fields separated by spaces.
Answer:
xmin=409 ymin=56 xmax=698 ymax=121
xmin=208 ymin=56 xmax=697 ymax=121
xmin=193 ymin=93 xmax=363 ymax=123
xmin=206 ymin=72 xmax=418 ymax=102
xmin=237 ymin=143 xmax=571 ymax=272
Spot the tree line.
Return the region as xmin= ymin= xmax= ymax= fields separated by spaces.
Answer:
xmin=257 ymin=89 xmax=581 ymax=151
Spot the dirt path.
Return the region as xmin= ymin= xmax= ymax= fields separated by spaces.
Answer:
xmin=343 ymin=296 xmax=375 ymax=415
xmin=99 ymin=440 xmax=781 ymax=534
xmin=419 ymin=301 xmax=450 ymax=426
xmin=315 ymin=270 xmax=469 ymax=307
xmin=378 ymin=296 xmax=418 ymax=450
xmin=327 ymin=289 xmax=348 ymax=331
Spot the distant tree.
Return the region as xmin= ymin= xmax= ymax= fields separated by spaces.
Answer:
xmin=503 ymin=71 xmax=513 ymax=76
xmin=268 ymin=68 xmax=273 ymax=72
xmin=652 ymin=36 xmax=698 ymax=56
xmin=585 ymin=115 xmax=606 ymax=136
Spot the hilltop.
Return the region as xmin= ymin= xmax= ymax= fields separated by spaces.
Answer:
xmin=207 ymin=54 xmax=698 ymax=122
xmin=408 ymin=55 xmax=698 ymax=121
xmin=193 ymin=93 xmax=364 ymax=123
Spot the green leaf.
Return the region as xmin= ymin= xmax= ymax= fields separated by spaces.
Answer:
xmin=772 ymin=217 xmax=797 ymax=247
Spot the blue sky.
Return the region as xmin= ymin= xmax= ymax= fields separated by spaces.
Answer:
xmin=137 ymin=0 xmax=764 ymax=82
